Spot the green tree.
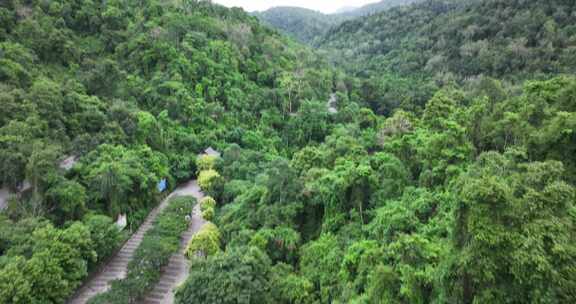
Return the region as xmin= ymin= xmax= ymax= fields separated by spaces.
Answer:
xmin=446 ymin=152 xmax=576 ymax=303
xmin=46 ymin=178 xmax=87 ymax=223
xmin=300 ymin=234 xmax=343 ymax=302
xmin=185 ymin=222 xmax=221 ymax=259
xmin=83 ymin=214 xmax=122 ymax=265
xmin=176 ymin=246 xmax=274 ymax=304
xmin=0 ymin=257 xmax=32 ymax=304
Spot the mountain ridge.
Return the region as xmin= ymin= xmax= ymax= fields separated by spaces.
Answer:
xmin=254 ymin=0 xmax=425 ymax=44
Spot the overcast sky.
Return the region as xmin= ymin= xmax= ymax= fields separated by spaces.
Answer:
xmin=212 ymin=0 xmax=380 ymax=14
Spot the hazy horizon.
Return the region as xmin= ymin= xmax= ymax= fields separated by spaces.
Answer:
xmin=212 ymin=0 xmax=381 ymax=14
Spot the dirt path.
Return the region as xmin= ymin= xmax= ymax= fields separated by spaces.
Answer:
xmin=67 ymin=180 xmax=200 ymax=304
xmin=143 ymin=180 xmax=206 ymax=304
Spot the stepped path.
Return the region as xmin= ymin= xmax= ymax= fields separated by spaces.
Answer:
xmin=68 ymin=180 xmax=203 ymax=304
xmin=144 ymin=180 xmax=206 ymax=304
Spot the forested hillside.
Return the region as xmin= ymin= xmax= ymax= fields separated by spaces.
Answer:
xmin=0 ymin=0 xmax=335 ymax=302
xmin=1 ymin=0 xmax=576 ymax=304
xmin=253 ymin=7 xmax=346 ymax=44
xmin=320 ymin=0 xmax=576 ymax=114
xmin=338 ymin=0 xmax=424 ymax=17
xmin=254 ymin=0 xmax=424 ymax=44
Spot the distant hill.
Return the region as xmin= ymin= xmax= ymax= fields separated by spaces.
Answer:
xmin=318 ymin=0 xmax=576 ymax=114
xmin=253 ymin=7 xmax=346 ymax=44
xmin=254 ymin=0 xmax=425 ymax=44
xmin=334 ymin=6 xmax=358 ymax=14
xmin=321 ymin=0 xmax=576 ymax=79
xmin=337 ymin=0 xmax=424 ymax=17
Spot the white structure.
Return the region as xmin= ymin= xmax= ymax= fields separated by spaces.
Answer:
xmin=115 ymin=213 xmax=127 ymax=230
xmin=327 ymin=93 xmax=338 ymax=114
xmin=0 ymin=187 xmax=10 ymax=211
xmin=18 ymin=180 xmax=31 ymax=192
xmin=59 ymin=155 xmax=78 ymax=171
xmin=204 ymin=147 xmax=221 ymax=158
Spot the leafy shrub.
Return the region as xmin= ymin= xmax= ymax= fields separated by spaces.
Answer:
xmin=185 ymin=222 xmax=221 ymax=259
xmin=196 ymin=154 xmax=218 ymax=173
xmin=199 ymin=196 xmax=216 ymax=212
xmin=88 ymin=196 xmax=195 ymax=304
xmin=176 ymin=246 xmax=274 ymax=304
xmin=197 ymin=169 xmax=223 ymax=196
xmin=201 ymin=207 xmax=215 ymax=221
xmin=83 ymin=214 xmax=122 ymax=268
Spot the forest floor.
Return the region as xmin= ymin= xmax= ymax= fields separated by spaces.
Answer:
xmin=143 ymin=180 xmax=207 ymax=304
xmin=67 ymin=180 xmax=204 ymax=304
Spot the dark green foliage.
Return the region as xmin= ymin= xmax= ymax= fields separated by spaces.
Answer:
xmin=320 ymin=0 xmax=576 ymax=114
xmin=254 ymin=7 xmax=346 ymax=44
xmin=175 ymin=246 xmax=274 ymax=304
xmin=446 ymin=152 xmax=576 ymax=303
xmin=83 ymin=214 xmax=122 ymax=267
xmin=2 ymin=0 xmax=576 ymax=303
xmin=254 ymin=1 xmax=424 ymax=45
xmin=0 ymin=0 xmax=337 ymax=298
xmin=0 ymin=216 xmax=120 ymax=304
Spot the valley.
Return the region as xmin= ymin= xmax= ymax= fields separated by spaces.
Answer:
xmin=1 ymin=0 xmax=576 ymax=303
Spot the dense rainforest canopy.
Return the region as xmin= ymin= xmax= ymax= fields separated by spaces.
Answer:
xmin=319 ymin=0 xmax=576 ymax=115
xmin=1 ymin=0 xmax=576 ymax=303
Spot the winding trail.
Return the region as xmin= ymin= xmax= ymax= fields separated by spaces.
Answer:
xmin=68 ymin=180 xmax=205 ymax=304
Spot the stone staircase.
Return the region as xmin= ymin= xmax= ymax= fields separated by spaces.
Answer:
xmin=68 ymin=179 xmax=207 ymax=304
xmin=68 ymin=212 xmax=156 ymax=303
xmin=143 ymin=186 xmax=206 ymax=304
xmin=143 ymin=233 xmax=193 ymax=304
xmin=67 ymin=181 xmax=197 ymax=304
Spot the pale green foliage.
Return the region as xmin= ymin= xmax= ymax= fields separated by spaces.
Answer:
xmin=136 ymin=111 xmax=163 ymax=149
xmin=199 ymin=196 xmax=216 ymax=212
xmin=197 ymin=169 xmax=222 ymax=193
xmin=270 ymin=263 xmax=314 ymax=303
xmin=249 ymin=226 xmax=301 ymax=263
xmin=0 ymin=257 xmax=32 ymax=304
xmin=201 ymin=206 xmax=215 ymax=221
xmin=196 ymin=155 xmax=218 ymax=173
xmin=200 ymin=196 xmax=217 ymax=221
xmin=185 ymin=222 xmax=221 ymax=259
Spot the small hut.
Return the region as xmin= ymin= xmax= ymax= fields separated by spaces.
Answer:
xmin=203 ymin=147 xmax=221 ymax=158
